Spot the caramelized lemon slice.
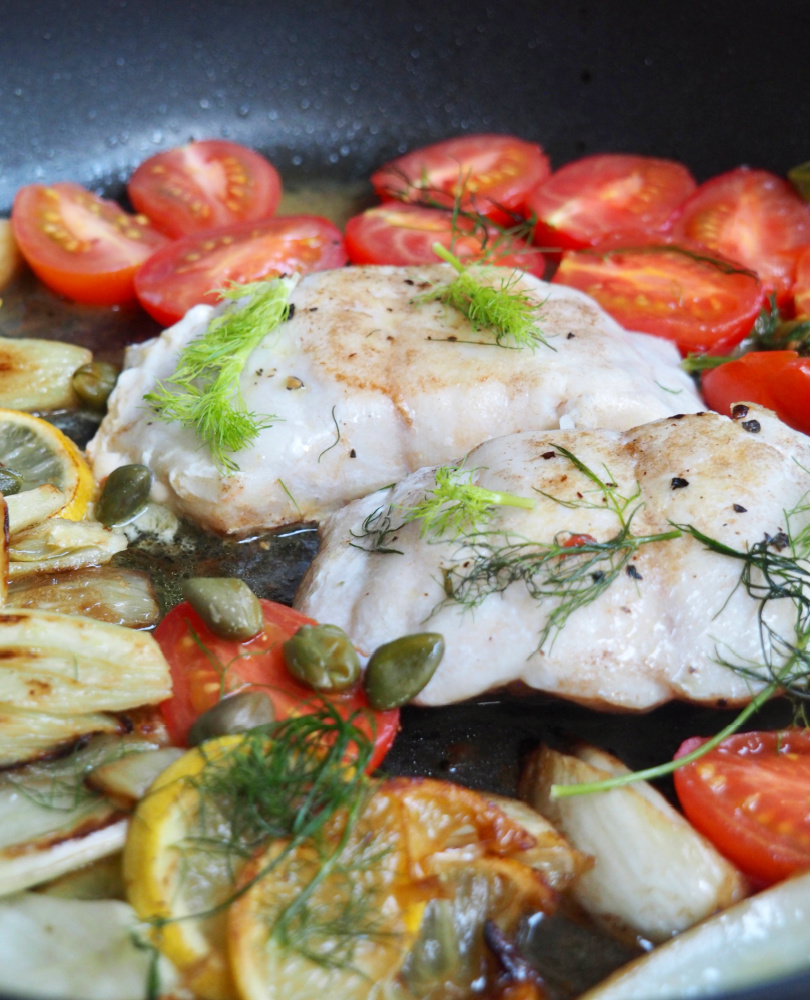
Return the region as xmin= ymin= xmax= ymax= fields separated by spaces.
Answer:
xmin=0 ymin=408 xmax=95 ymax=520
xmin=123 ymin=736 xmax=244 ymax=1000
xmin=227 ymin=785 xmax=423 ymax=1000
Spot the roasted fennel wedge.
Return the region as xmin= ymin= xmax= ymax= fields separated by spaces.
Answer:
xmin=522 ymin=743 xmax=748 ymax=942
xmin=579 ymin=868 xmax=810 ymax=999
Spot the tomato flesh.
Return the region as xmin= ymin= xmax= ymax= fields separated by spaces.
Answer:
xmin=11 ymin=182 xmax=168 ymax=305
xmin=674 ymin=729 xmax=810 ymax=886
xmin=527 ymin=153 xmax=696 ymax=251
xmin=128 ymin=139 xmax=282 ymax=239
xmin=345 ymin=202 xmax=546 ymax=277
xmin=702 ymin=351 xmax=810 ymax=436
xmin=553 ymin=244 xmax=765 ymax=354
xmin=670 ymin=167 xmax=810 ymax=306
xmin=154 ymin=599 xmax=399 ymax=772
xmin=134 ymin=215 xmax=348 ymax=325
xmin=371 ymin=134 xmax=551 ymax=225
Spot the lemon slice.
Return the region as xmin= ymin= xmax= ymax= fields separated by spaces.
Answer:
xmin=0 ymin=408 xmax=95 ymax=520
xmin=227 ymin=785 xmax=423 ymax=1000
xmin=123 ymin=736 xmax=243 ymax=1000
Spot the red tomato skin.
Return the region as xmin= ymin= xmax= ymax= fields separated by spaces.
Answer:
xmin=134 ymin=215 xmax=348 ymax=326
xmin=702 ymin=351 xmax=810 ymax=436
xmin=154 ymin=599 xmax=399 ymax=772
xmin=674 ymin=730 xmax=810 ymax=886
xmin=371 ymin=134 xmax=551 ymax=226
xmin=11 ymin=182 xmax=168 ymax=306
xmin=527 ymin=154 xmax=697 ymax=252
xmin=128 ymin=140 xmax=282 ymax=238
xmin=552 ymin=244 xmax=765 ymax=355
xmin=670 ymin=167 xmax=810 ymax=306
xmin=344 ymin=202 xmax=546 ymax=278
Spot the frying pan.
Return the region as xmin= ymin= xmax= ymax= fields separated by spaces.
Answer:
xmin=1 ymin=1 xmax=810 ymax=998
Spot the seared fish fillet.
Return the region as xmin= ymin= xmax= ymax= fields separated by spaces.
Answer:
xmin=295 ymin=407 xmax=810 ymax=710
xmin=89 ymin=265 xmax=701 ymax=534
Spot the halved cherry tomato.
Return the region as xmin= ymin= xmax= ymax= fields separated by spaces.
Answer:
xmin=371 ymin=134 xmax=551 ymax=226
xmin=154 ymin=599 xmax=400 ymax=772
xmin=674 ymin=729 xmax=810 ymax=886
xmin=345 ymin=202 xmax=546 ymax=277
xmin=11 ymin=182 xmax=168 ymax=306
xmin=526 ymin=153 xmax=696 ymax=251
xmin=128 ymin=139 xmax=282 ymax=239
xmin=134 ymin=215 xmax=347 ymax=325
xmin=670 ymin=168 xmax=810 ymax=306
xmin=553 ymin=244 xmax=765 ymax=354
xmin=702 ymin=350 xmax=810 ymax=436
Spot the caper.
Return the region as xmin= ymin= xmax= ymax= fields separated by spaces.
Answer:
xmin=182 ymin=577 xmax=264 ymax=640
xmin=72 ymin=361 xmax=120 ymax=410
xmin=0 ymin=465 xmax=22 ymax=496
xmin=363 ymin=632 xmax=445 ymax=710
xmin=282 ymin=623 xmax=361 ymax=693
xmin=96 ymin=463 xmax=152 ymax=526
xmin=187 ymin=690 xmax=275 ymax=746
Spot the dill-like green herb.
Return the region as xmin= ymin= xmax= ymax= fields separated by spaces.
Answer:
xmin=348 ymin=494 xmax=405 ymax=555
xmin=551 ymin=495 xmax=810 ymax=798
xmin=400 ymin=464 xmax=535 ymax=539
xmin=443 ymin=447 xmax=681 ymax=650
xmin=317 ymin=405 xmax=341 ymax=463
xmin=165 ymin=706 xmax=391 ymax=969
xmin=144 ymin=277 xmax=297 ymax=474
xmin=421 ymin=243 xmax=553 ymax=351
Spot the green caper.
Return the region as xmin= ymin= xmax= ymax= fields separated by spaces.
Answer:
xmin=72 ymin=361 xmax=120 ymax=410
xmin=96 ymin=463 xmax=152 ymax=526
xmin=363 ymin=633 xmax=445 ymax=710
xmin=187 ymin=690 xmax=275 ymax=746
xmin=182 ymin=577 xmax=264 ymax=641
xmin=282 ymin=623 xmax=361 ymax=693
xmin=0 ymin=465 xmax=22 ymax=496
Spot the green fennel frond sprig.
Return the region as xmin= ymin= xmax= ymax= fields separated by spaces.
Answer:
xmin=399 ymin=464 xmax=535 ymax=540
xmin=442 ymin=446 xmax=681 ymax=650
xmin=551 ymin=495 xmax=810 ymax=798
xmin=421 ymin=243 xmax=553 ymax=351
xmin=160 ymin=706 xmax=391 ymax=969
xmin=144 ymin=277 xmax=297 ymax=474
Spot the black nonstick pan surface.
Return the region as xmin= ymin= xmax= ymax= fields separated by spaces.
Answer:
xmin=2 ymin=2 xmax=810 ymax=998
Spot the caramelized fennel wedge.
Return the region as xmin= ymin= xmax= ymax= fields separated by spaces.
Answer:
xmin=521 ymin=743 xmax=748 ymax=942
xmin=0 ymin=892 xmax=179 ymax=1000
xmin=0 ymin=336 xmax=91 ymax=411
xmin=579 ymin=869 xmax=810 ymax=1000
xmin=6 ymin=565 xmax=160 ymax=628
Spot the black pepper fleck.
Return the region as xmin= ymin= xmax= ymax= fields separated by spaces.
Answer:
xmin=349 ymin=449 xmax=356 ymax=458
xmin=287 ymin=303 xmax=295 ymax=320
xmin=741 ymin=420 xmax=761 ymax=433
xmin=731 ymin=404 xmax=749 ymax=419
xmin=671 ymin=477 xmax=689 ymax=489
xmin=766 ymin=530 xmax=790 ymax=550
xmin=733 ymin=503 xmax=747 ymax=513
xmin=542 ymin=451 xmax=556 ymax=460
xmin=566 ymin=332 xmax=575 ymax=339
xmin=404 ymin=278 xmax=415 ymax=286
xmin=626 ymin=564 xmax=642 ymax=580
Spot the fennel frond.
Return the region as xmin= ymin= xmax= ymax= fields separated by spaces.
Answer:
xmin=144 ymin=277 xmax=297 ymax=474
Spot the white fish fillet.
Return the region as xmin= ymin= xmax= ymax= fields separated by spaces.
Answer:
xmin=295 ymin=406 xmax=810 ymax=710
xmin=88 ymin=265 xmax=701 ymax=534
